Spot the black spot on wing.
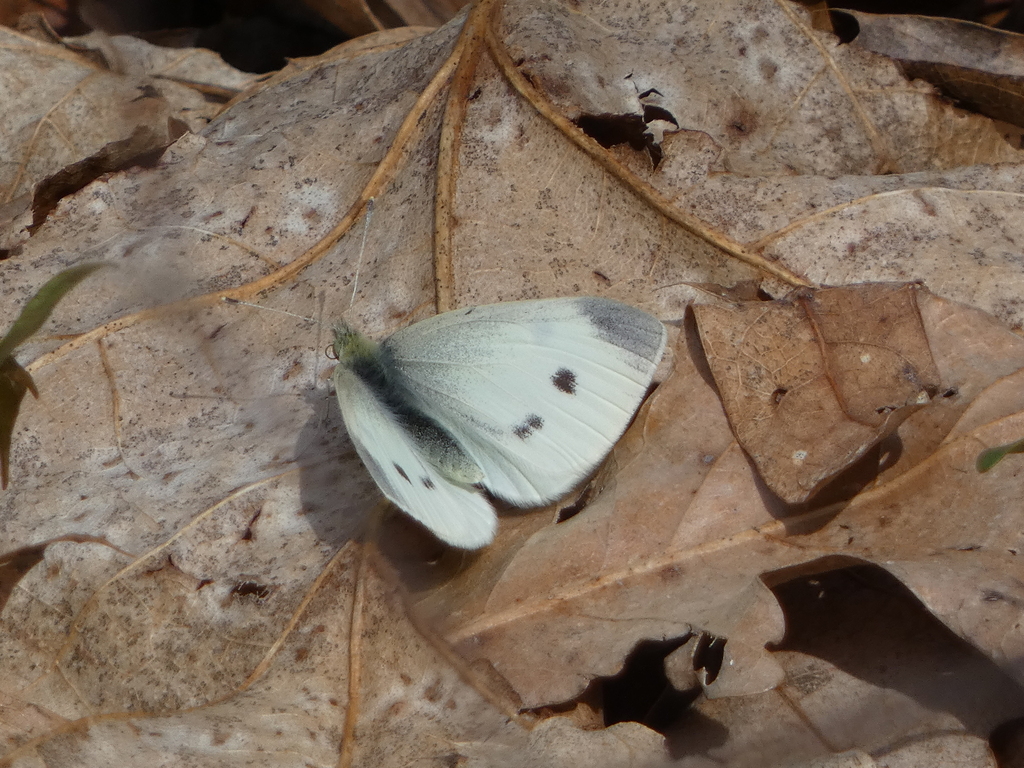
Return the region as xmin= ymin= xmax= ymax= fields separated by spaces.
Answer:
xmin=394 ymin=463 xmax=410 ymax=482
xmin=552 ymin=367 xmax=577 ymax=394
xmin=512 ymin=414 xmax=544 ymax=439
xmin=421 ymin=477 xmax=435 ymax=489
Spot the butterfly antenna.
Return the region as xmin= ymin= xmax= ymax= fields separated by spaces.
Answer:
xmin=350 ymin=198 xmax=375 ymax=307
xmin=220 ymin=297 xmax=317 ymax=324
xmin=311 ymin=291 xmax=327 ymax=380
xmin=312 ymin=291 xmax=334 ymax=430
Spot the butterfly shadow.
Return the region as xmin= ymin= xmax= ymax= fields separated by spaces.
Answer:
xmin=290 ymin=386 xmax=381 ymax=551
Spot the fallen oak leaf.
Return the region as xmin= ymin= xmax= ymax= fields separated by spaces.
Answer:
xmin=6 ymin=0 xmax=1024 ymax=760
xmin=694 ymin=282 xmax=941 ymax=503
xmin=837 ymin=10 xmax=1024 ymax=130
xmin=419 ymin=291 xmax=1024 ymax=709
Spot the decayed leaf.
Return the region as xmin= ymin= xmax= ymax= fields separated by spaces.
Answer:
xmin=301 ymin=0 xmax=457 ymax=37
xmin=1 ymin=27 xmax=153 ymax=201
xmin=694 ymin=283 xmax=940 ymax=502
xmin=0 ymin=26 xmax=259 ymax=254
xmin=6 ymin=542 xmax=644 ymax=766
xmin=840 ymin=10 xmax=1024 ymax=129
xmin=777 ymin=575 xmax=1019 ymax=761
xmin=670 ymin=568 xmax=1024 ymax=767
xmin=421 ymin=291 xmax=1024 ymax=711
xmin=2 ymin=0 xmax=1024 ymax=763
xmin=65 ymin=31 xmax=260 ymax=101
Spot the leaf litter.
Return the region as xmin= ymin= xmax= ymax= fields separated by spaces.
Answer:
xmin=2 ymin=0 xmax=1024 ymax=765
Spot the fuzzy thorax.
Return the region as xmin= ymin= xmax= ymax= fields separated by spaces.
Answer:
xmin=331 ymin=323 xmax=484 ymax=486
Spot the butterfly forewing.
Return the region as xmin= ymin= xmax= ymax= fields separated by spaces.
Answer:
xmin=382 ymin=297 xmax=666 ymax=506
xmin=332 ymin=365 xmax=497 ymax=548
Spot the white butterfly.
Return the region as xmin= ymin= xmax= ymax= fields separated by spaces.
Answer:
xmin=331 ymin=297 xmax=667 ymax=549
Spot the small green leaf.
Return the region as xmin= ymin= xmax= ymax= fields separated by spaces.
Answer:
xmin=0 ymin=263 xmax=105 ymax=362
xmin=976 ymin=437 xmax=1024 ymax=473
xmin=0 ymin=262 xmax=105 ymax=489
xmin=0 ymin=357 xmax=38 ymax=490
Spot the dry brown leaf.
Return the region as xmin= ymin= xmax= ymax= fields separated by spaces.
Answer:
xmin=302 ymin=0 xmax=456 ymax=36
xmin=0 ymin=25 xmax=259 ymax=253
xmin=840 ymin=10 xmax=1024 ymax=129
xmin=669 ymin=568 xmax=1024 ymax=767
xmin=5 ymin=542 xmax=630 ymax=766
xmin=421 ymin=291 xmax=1024 ymax=713
xmin=695 ymin=283 xmax=940 ymax=502
xmin=2 ymin=0 xmax=1024 ymax=764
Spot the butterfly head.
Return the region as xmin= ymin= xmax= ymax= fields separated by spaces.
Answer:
xmin=331 ymin=323 xmax=378 ymax=365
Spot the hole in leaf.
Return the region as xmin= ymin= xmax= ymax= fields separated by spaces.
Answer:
xmin=574 ymin=102 xmax=678 ymax=169
xmin=691 ymin=632 xmax=726 ymax=685
xmin=600 ymin=635 xmax=697 ymax=733
xmin=555 ymin=482 xmax=594 ymax=523
xmin=576 ymin=113 xmax=649 ymax=150
xmin=829 ymin=10 xmax=861 ymax=44
xmin=230 ymin=580 xmax=273 ymax=600
xmin=642 ymin=104 xmax=676 ymax=125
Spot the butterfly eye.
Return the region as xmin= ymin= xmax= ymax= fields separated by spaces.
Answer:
xmin=325 ymin=344 xmax=339 ymax=360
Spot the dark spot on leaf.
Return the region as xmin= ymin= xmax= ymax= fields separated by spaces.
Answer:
xmin=241 ymin=507 xmax=263 ymax=542
xmin=421 ymin=477 xmax=435 ymax=489
xmin=772 ymin=387 xmax=787 ymax=404
xmin=424 ymin=681 xmax=443 ymax=702
xmin=552 ymin=368 xmax=577 ymax=394
xmin=394 ymin=463 xmax=410 ymax=482
xmin=556 ymin=486 xmax=592 ymax=523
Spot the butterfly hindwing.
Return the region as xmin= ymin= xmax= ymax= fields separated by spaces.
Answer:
xmin=332 ymin=364 xmax=497 ymax=549
xmin=381 ymin=297 xmax=666 ymax=506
